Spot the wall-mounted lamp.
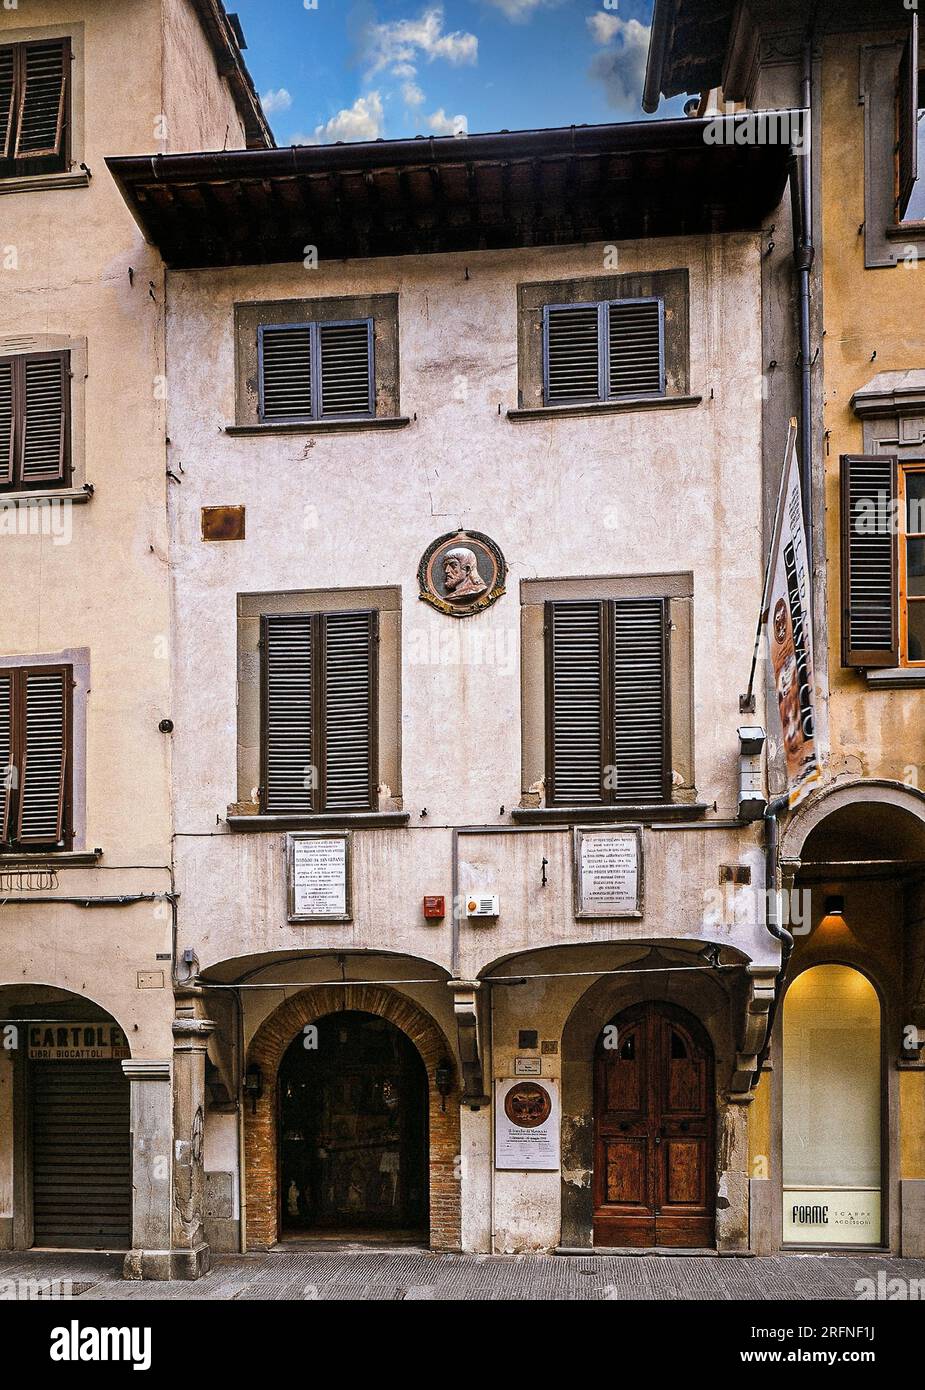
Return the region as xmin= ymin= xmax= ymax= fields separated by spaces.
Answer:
xmin=824 ymin=895 xmax=844 ymax=918
xmin=244 ymin=1063 xmax=263 ymax=1113
xmin=435 ymin=1059 xmax=453 ymax=1111
xmin=737 ymin=726 xmax=767 ymax=821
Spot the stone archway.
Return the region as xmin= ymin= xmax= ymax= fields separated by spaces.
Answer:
xmin=245 ymin=985 xmax=461 ymax=1250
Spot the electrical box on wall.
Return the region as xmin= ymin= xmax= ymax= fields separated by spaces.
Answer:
xmin=466 ymin=894 xmax=499 ymax=919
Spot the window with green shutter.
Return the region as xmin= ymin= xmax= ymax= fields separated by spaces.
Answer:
xmin=0 ymin=39 xmax=70 ymax=179
xmin=545 ymin=598 xmax=670 ymax=806
xmin=0 ymin=351 xmax=70 ymax=492
xmin=0 ymin=665 xmax=72 ymax=851
xmin=260 ymin=610 xmax=377 ymax=814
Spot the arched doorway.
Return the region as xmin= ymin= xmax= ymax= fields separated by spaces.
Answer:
xmin=0 ymin=987 xmax=132 ymax=1251
xmin=782 ymin=964 xmax=882 ymax=1246
xmin=278 ymin=1011 xmax=428 ymax=1238
xmin=593 ymin=1001 xmax=715 ymax=1248
xmin=244 ymin=983 xmax=461 ymax=1250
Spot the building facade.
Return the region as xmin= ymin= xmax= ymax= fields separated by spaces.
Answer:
xmin=109 ymin=123 xmax=791 ymax=1259
xmin=0 ymin=0 xmax=269 ymax=1277
xmin=645 ymin=0 xmax=925 ymax=1256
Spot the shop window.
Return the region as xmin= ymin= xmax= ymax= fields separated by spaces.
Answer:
xmin=782 ymin=965 xmax=881 ymax=1247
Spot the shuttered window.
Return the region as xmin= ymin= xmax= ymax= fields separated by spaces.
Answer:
xmin=840 ymin=455 xmax=899 ymax=668
xmin=0 ymin=665 xmax=72 ymax=850
xmin=897 ymin=14 xmax=920 ymax=221
xmin=544 ymin=299 xmax=665 ymax=406
xmin=261 ymin=611 xmax=377 ymax=814
xmin=0 ymin=39 xmax=69 ymax=177
xmin=258 ymin=320 xmax=374 ymax=422
xmin=545 ymin=598 xmax=669 ymax=806
xmin=0 ymin=351 xmax=70 ymax=492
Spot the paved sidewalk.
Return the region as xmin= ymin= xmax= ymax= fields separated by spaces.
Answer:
xmin=0 ymin=1248 xmax=924 ymax=1300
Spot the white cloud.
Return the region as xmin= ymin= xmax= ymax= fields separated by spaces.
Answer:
xmin=587 ymin=17 xmax=651 ymax=113
xmin=362 ymin=5 xmax=478 ymax=79
xmin=483 ymin=0 xmax=559 ymax=20
xmin=260 ymin=87 xmax=293 ymax=115
xmin=294 ymin=92 xmax=385 ymax=146
xmin=587 ymin=12 xmax=622 ymax=46
xmin=427 ymin=107 xmax=468 ymax=136
xmin=402 ymin=81 xmax=426 ymax=108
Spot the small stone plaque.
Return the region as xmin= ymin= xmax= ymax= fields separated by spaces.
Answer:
xmin=573 ymin=825 xmax=643 ymax=919
xmin=287 ymin=831 xmax=352 ymax=923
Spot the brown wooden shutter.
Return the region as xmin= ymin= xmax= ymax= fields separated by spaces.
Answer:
xmin=612 ymin=598 xmax=669 ymax=802
xmin=262 ymin=614 xmax=314 ymax=813
xmin=545 ymin=305 xmax=601 ymax=404
xmin=0 ymin=47 xmax=14 ymax=160
xmin=546 ymin=600 xmax=606 ymax=805
xmin=21 ymin=353 xmax=68 ymax=486
xmin=898 ymin=14 xmax=920 ymax=221
xmin=259 ymin=326 xmax=313 ymax=420
xmin=16 ymin=666 xmax=69 ymax=846
xmin=0 ymin=671 xmax=11 ymax=844
xmin=319 ymin=322 xmax=373 ymax=417
xmin=322 ymin=610 xmax=376 ymax=810
xmin=840 ymin=454 xmax=899 ymax=667
xmin=14 ymin=39 xmax=68 ymax=160
xmin=0 ymin=359 xmax=13 ymax=487
xmin=608 ymin=300 xmax=664 ymax=398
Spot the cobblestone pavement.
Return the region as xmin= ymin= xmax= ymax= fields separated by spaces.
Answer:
xmin=1 ymin=1248 xmax=924 ymax=1300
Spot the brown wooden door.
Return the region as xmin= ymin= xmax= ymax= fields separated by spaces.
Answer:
xmin=593 ymin=1001 xmax=714 ymax=1249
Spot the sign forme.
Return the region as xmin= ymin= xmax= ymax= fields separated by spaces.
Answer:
xmin=28 ymin=1022 xmax=129 ymax=1061
xmin=495 ymin=1078 xmax=560 ymax=1170
xmin=287 ymin=831 xmax=352 ymax=923
xmin=573 ymin=825 xmax=643 ymax=919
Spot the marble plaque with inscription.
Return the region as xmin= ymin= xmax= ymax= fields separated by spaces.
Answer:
xmin=573 ymin=826 xmax=643 ymax=918
xmin=287 ymin=832 xmax=352 ymax=922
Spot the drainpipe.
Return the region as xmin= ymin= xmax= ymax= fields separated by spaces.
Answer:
xmin=754 ymin=795 xmax=793 ymax=1084
xmin=795 ymin=13 xmax=819 ymax=558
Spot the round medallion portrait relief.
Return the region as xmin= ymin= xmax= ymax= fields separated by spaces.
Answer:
xmin=418 ymin=529 xmax=506 ymax=618
xmin=503 ymin=1081 xmax=552 ymax=1129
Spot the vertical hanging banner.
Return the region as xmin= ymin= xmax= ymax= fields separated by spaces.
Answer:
xmin=768 ymin=432 xmax=820 ymax=809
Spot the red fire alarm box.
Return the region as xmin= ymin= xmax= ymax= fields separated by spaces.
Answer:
xmin=423 ymin=895 xmax=445 ymax=920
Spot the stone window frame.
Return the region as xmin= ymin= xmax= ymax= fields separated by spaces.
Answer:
xmin=233 ymin=587 xmax=402 ymax=820
xmin=0 ymin=333 xmax=89 ymax=503
xmin=861 ymin=38 xmax=925 ymax=269
xmin=513 ymin=270 xmax=692 ymax=417
xmin=0 ymin=21 xmax=88 ymax=198
xmin=518 ymin=574 xmax=695 ymax=809
xmin=232 ymin=294 xmax=404 ymax=435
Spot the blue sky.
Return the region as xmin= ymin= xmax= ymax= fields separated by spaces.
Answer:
xmin=229 ymin=0 xmax=685 ymax=146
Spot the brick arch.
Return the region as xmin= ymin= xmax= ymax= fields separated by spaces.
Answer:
xmin=245 ymin=984 xmax=461 ymax=1251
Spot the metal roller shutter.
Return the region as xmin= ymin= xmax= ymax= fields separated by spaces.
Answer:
xmin=31 ymin=1061 xmax=131 ymax=1249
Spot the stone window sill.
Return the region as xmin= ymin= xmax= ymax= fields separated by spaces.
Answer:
xmin=0 ymin=169 xmax=90 ymax=198
xmin=0 ymin=485 xmax=92 ymax=506
xmin=885 ymin=222 xmax=925 ymax=241
xmin=865 ymin=667 xmax=925 ymax=689
xmin=225 ymin=417 xmax=411 ymax=437
xmin=0 ymin=849 xmax=101 ymax=867
xmin=507 ymin=395 xmax=702 ymax=423
xmin=226 ymin=812 xmax=410 ymax=831
xmin=511 ymin=803 xmax=707 ymax=825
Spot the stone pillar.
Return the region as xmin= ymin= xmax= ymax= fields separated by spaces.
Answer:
xmin=170 ymin=995 xmax=215 ymax=1280
xmin=716 ymin=1097 xmax=751 ymax=1253
xmin=121 ymin=1059 xmax=173 ymax=1280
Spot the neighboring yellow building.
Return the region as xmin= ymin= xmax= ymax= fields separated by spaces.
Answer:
xmin=646 ymin=0 xmax=925 ymax=1256
xmin=0 ymin=0 xmax=269 ymax=1278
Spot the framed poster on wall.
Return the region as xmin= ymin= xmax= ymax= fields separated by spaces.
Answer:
xmin=495 ymin=1077 xmax=560 ymax=1170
